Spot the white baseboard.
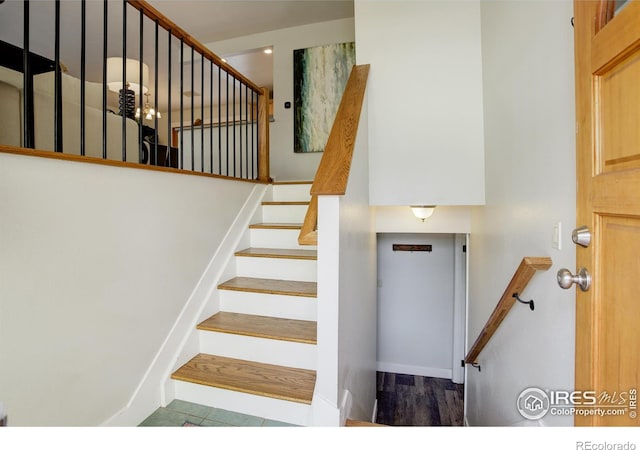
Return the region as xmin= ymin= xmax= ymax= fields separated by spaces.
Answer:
xmin=376 ymin=361 xmax=452 ymax=380
xmin=339 ymin=389 xmax=353 ymax=426
xmin=311 ymin=393 xmax=341 ymax=426
xmin=371 ymin=399 xmax=378 ymax=423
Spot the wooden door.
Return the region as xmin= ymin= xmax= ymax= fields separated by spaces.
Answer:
xmin=574 ymin=0 xmax=640 ymax=426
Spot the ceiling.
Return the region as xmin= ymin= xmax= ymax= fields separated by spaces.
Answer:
xmin=146 ymin=0 xmax=354 ymax=100
xmin=146 ymin=1 xmax=354 ymax=44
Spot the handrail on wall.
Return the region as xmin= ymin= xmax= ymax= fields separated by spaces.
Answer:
xmin=298 ymin=64 xmax=370 ymax=246
xmin=464 ymin=257 xmax=552 ymax=368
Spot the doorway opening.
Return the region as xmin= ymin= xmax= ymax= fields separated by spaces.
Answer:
xmin=375 ymin=233 xmax=467 ymax=425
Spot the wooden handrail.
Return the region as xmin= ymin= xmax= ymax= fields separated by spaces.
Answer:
xmin=127 ymin=0 xmax=261 ymax=93
xmin=131 ymin=0 xmax=269 ymax=181
xmin=310 ymin=65 xmax=370 ymax=196
xmin=298 ymin=195 xmax=318 ymax=245
xmin=0 ymin=144 xmax=267 ymax=183
xmin=464 ymin=257 xmax=552 ymax=365
xmin=298 ymin=64 xmax=370 ymax=245
xmin=6 ymin=0 xmax=269 ymax=182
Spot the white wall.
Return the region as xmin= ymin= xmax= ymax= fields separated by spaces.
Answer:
xmin=377 ymin=233 xmax=455 ymax=379
xmin=314 ymin=96 xmax=376 ymax=424
xmin=355 ymin=0 xmax=485 ymax=206
xmin=466 ymin=1 xmax=576 ymax=426
xmin=206 ymin=18 xmax=355 ymax=182
xmin=336 ymin=100 xmax=377 ymax=423
xmin=0 ymin=153 xmax=256 ymax=425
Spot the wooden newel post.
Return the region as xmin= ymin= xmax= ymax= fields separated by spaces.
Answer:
xmin=258 ymin=86 xmax=270 ymax=182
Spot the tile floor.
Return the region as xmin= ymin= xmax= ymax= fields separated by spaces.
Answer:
xmin=139 ymin=399 xmax=298 ymax=427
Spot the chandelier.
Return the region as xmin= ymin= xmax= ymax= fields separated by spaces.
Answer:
xmin=135 ymin=93 xmax=161 ymax=120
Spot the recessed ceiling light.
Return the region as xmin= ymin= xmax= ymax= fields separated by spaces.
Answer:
xmin=263 ymin=48 xmax=273 ymax=55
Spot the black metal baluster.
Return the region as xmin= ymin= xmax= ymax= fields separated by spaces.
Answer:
xmin=190 ymin=46 xmax=194 ymax=171
xmin=245 ymin=84 xmax=249 ymax=179
xmin=251 ymin=91 xmax=258 ymax=180
xmin=54 ymin=0 xmax=62 ymax=152
xmin=167 ymin=30 xmax=172 ymax=167
xmin=232 ymin=75 xmax=236 ymax=177
xmin=22 ymin=0 xmax=34 ymax=148
xmin=138 ymin=9 xmax=144 ymax=163
xmin=154 ymin=19 xmax=159 ymax=164
xmin=102 ymin=0 xmax=107 ymax=159
xmin=121 ymin=0 xmax=127 ymax=161
xmin=209 ymin=59 xmax=213 ymax=173
xmin=80 ymin=0 xmax=86 ymax=156
xmin=226 ymin=70 xmax=229 ymax=176
xmin=255 ymin=89 xmax=259 ymax=179
xmin=218 ymin=65 xmax=221 ymax=175
xmin=200 ymin=52 xmax=204 ymax=172
xmin=239 ymin=79 xmax=242 ymax=178
xmin=179 ymin=38 xmax=184 ymax=169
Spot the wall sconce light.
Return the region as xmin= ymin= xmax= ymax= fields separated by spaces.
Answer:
xmin=411 ymin=205 xmax=436 ymax=221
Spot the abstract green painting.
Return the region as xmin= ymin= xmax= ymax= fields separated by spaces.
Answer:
xmin=293 ymin=42 xmax=356 ymax=153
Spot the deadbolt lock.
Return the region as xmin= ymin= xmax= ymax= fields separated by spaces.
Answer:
xmin=572 ymin=226 xmax=591 ymax=248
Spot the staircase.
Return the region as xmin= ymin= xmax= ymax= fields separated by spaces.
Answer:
xmin=171 ymin=182 xmax=317 ymax=426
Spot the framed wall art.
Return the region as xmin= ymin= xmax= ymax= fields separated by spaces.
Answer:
xmin=293 ymin=42 xmax=356 ymax=153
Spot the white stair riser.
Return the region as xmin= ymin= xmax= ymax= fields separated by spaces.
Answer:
xmin=272 ymin=184 xmax=312 ymax=202
xmin=250 ymin=228 xmax=316 ymax=250
xmin=235 ymin=256 xmax=317 ymax=282
xmin=262 ymin=204 xmax=309 ymax=223
xmin=173 ymin=380 xmax=312 ymax=426
xmin=198 ymin=331 xmax=316 ymax=370
xmin=219 ymin=290 xmax=317 ymax=321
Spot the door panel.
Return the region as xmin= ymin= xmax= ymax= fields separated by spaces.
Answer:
xmin=597 ymin=53 xmax=640 ymax=173
xmin=597 ymin=216 xmax=640 ymax=426
xmin=574 ymin=0 xmax=640 ymax=426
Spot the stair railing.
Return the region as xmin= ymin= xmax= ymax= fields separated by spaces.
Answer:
xmin=464 ymin=257 xmax=552 ymax=367
xmin=1 ymin=0 xmax=269 ymax=182
xmin=298 ymin=64 xmax=370 ymax=246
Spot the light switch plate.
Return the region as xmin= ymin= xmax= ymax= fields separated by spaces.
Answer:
xmin=552 ymin=222 xmax=562 ymax=250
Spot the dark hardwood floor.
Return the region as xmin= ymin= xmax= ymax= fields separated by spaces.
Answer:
xmin=376 ymin=371 xmax=464 ymax=426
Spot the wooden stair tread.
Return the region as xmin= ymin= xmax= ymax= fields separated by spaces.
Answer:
xmin=249 ymin=223 xmax=303 ymax=230
xmin=171 ymin=353 xmax=316 ymax=404
xmin=261 ymin=201 xmax=310 ymax=206
xmin=235 ymin=247 xmax=317 ymax=260
xmin=218 ymin=277 xmax=317 ymax=297
xmin=198 ymin=312 xmax=317 ymax=344
xmin=249 ymin=223 xmax=302 ymax=230
xmin=272 ymin=181 xmax=313 ymax=185
xmin=345 ymin=419 xmax=387 ymax=427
